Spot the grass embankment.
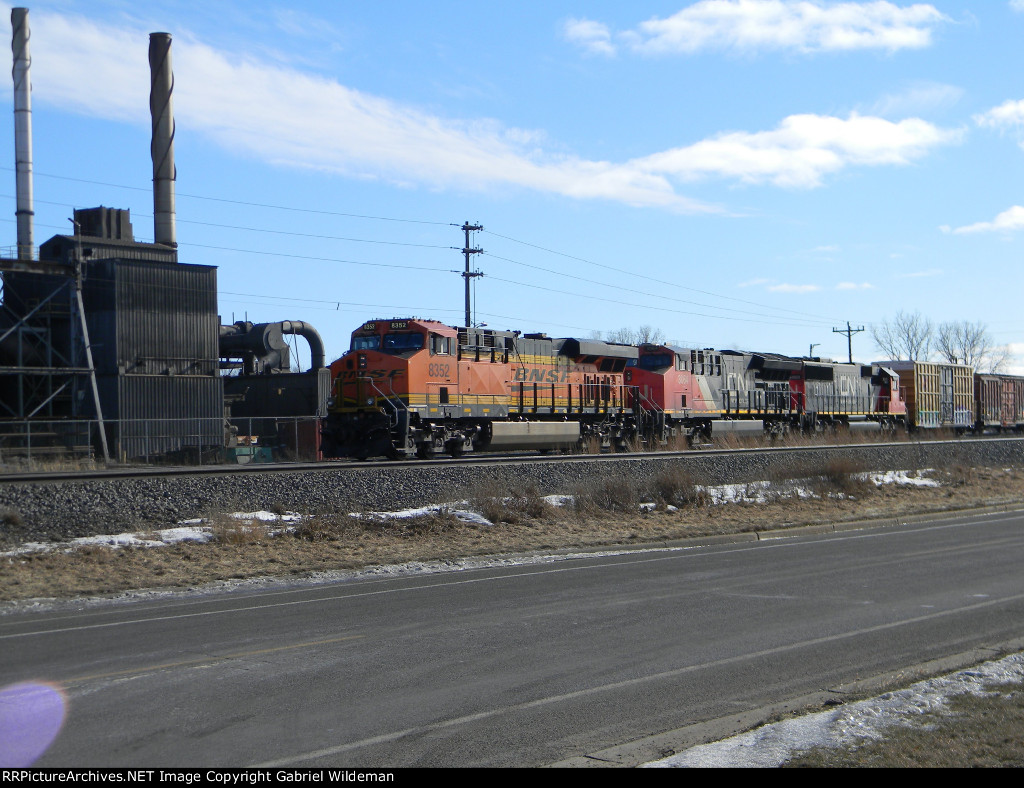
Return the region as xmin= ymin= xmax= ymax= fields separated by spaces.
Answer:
xmin=784 ymin=687 xmax=1024 ymax=768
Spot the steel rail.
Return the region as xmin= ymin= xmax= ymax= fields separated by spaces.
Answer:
xmin=1 ymin=436 xmax=1022 ymax=485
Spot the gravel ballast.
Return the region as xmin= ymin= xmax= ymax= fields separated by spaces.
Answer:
xmin=1 ymin=438 xmax=1022 ymax=543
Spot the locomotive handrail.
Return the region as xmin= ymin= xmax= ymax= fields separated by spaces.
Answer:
xmin=362 ymin=376 xmax=407 ymax=429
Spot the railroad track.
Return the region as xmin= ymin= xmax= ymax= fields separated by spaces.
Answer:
xmin=2 ymin=436 xmax=1023 ymax=485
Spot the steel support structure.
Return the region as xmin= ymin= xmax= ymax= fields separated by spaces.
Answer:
xmin=0 ymin=252 xmax=110 ymax=461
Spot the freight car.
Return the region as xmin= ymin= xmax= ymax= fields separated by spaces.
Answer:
xmin=885 ymin=361 xmax=974 ymax=431
xmin=322 ymin=319 xmax=646 ymax=459
xmin=974 ymin=373 xmax=1024 ymax=432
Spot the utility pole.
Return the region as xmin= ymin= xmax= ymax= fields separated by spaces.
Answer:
xmin=809 ymin=343 xmax=820 ymax=359
xmin=458 ymin=222 xmax=484 ymax=327
xmin=833 ymin=321 xmax=865 ymax=364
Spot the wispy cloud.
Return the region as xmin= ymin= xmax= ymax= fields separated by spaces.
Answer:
xmin=836 ymin=281 xmax=875 ymax=290
xmin=867 ymin=82 xmax=964 ymax=118
xmin=566 ymin=1 xmax=949 ymax=57
xmin=5 ymin=5 xmax=957 ymax=211
xmin=563 ymin=18 xmax=616 ymax=57
xmin=942 ymin=206 xmax=1024 ymax=234
xmin=975 ymin=99 xmax=1024 ymax=130
xmin=632 ymin=113 xmax=959 ymax=188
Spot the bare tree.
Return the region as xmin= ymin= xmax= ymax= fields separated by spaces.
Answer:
xmin=605 ymin=325 xmax=665 ymax=345
xmin=937 ymin=321 xmax=1011 ymax=371
xmin=871 ymin=311 xmax=933 ymax=361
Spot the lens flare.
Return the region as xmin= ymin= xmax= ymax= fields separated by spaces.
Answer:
xmin=0 ymin=682 xmax=67 ymax=767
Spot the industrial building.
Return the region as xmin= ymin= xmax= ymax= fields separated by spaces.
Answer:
xmin=0 ymin=9 xmax=326 ymax=463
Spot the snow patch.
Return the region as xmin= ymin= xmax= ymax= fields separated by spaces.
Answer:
xmin=646 ymin=652 xmax=1024 ymax=768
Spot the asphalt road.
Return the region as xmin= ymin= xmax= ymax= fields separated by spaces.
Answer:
xmin=4 ymin=508 xmax=1024 ymax=767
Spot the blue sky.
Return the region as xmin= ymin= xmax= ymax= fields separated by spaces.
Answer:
xmin=1 ymin=1 xmax=1022 ymax=371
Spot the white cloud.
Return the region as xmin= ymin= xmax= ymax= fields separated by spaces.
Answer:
xmin=5 ymin=5 xmax=957 ymax=211
xmin=632 ymin=113 xmax=959 ymax=188
xmin=563 ymin=18 xmax=616 ymax=56
xmin=945 ymin=206 xmax=1024 ymax=234
xmin=836 ymin=281 xmax=875 ymax=289
xmin=769 ymin=283 xmax=821 ymax=293
xmin=1011 ymin=1 xmax=1024 ymax=14
xmin=974 ymin=99 xmax=1024 ymax=129
xmin=570 ymin=1 xmax=948 ymax=57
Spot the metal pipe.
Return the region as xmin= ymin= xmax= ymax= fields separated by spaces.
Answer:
xmin=280 ymin=321 xmax=326 ymax=371
xmin=149 ymin=32 xmax=176 ymax=248
xmin=11 ymin=8 xmax=33 ymax=260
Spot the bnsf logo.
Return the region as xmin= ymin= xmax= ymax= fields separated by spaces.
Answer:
xmin=513 ymin=368 xmax=572 ymax=383
xmin=336 ymin=370 xmax=403 ymax=381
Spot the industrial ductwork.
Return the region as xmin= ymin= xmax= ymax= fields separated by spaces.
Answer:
xmin=11 ymin=7 xmax=33 ymax=260
xmin=219 ymin=321 xmax=326 ymax=375
xmin=149 ymin=32 xmax=176 ymax=248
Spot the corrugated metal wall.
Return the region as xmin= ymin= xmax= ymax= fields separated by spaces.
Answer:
xmin=82 ymin=259 xmax=219 ymax=376
xmin=103 ymin=375 xmax=224 ymax=459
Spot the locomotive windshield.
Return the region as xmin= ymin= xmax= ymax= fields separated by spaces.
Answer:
xmin=383 ymin=333 xmax=425 ymax=353
xmin=351 ymin=335 xmax=380 ymax=351
xmin=639 ymin=353 xmax=673 ymax=370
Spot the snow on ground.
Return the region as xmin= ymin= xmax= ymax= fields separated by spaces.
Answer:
xmin=357 ymin=504 xmax=492 ymax=526
xmin=645 ymin=652 xmax=1024 ymax=768
xmin=865 ymin=470 xmax=940 ymax=488
xmin=0 ymin=471 xmax=942 ymax=559
xmin=1 ymin=510 xmax=303 ymax=557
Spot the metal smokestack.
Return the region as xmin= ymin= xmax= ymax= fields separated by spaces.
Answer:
xmin=149 ymin=32 xmax=176 ymax=248
xmin=11 ymin=7 xmax=34 ymax=260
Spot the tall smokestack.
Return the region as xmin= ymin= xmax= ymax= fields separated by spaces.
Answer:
xmin=11 ymin=8 xmax=34 ymax=260
xmin=149 ymin=32 xmax=176 ymax=248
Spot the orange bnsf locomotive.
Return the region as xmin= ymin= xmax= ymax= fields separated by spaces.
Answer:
xmin=323 ymin=319 xmax=645 ymax=459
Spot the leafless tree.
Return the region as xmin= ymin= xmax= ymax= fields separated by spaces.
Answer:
xmin=871 ymin=311 xmax=933 ymax=361
xmin=605 ymin=325 xmax=665 ymax=345
xmin=936 ymin=321 xmax=1011 ymax=371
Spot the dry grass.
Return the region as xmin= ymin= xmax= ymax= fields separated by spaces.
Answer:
xmin=471 ymin=481 xmax=553 ymax=524
xmin=3 ymin=466 xmax=1024 ymax=604
xmin=651 ymin=466 xmax=711 ymax=508
xmin=0 ymin=456 xmax=99 ymax=474
xmin=784 ymin=686 xmax=1024 ymax=768
xmin=208 ymin=514 xmax=272 ymax=546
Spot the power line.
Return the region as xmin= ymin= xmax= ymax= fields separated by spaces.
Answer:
xmin=0 ymin=196 xmax=453 ymax=250
xmin=485 ymin=274 xmax=838 ymax=329
xmin=484 ymin=251 xmax=833 ymax=327
xmin=0 ymin=166 xmax=451 ymax=225
xmin=483 ymin=227 xmax=841 ymax=323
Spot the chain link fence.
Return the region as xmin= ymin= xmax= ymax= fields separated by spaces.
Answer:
xmin=0 ymin=416 xmax=322 ymax=468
